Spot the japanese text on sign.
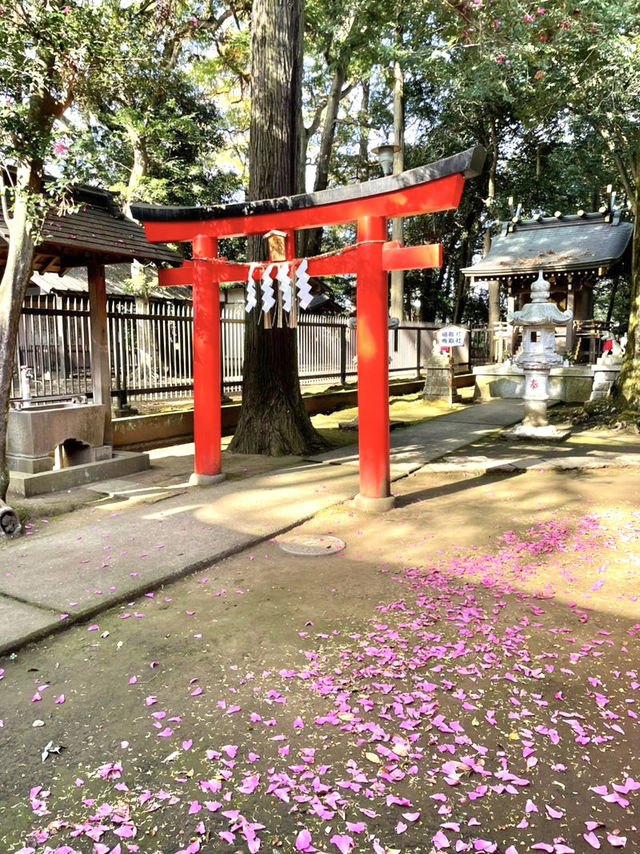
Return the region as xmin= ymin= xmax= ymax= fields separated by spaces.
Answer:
xmin=436 ymin=326 xmax=467 ymax=347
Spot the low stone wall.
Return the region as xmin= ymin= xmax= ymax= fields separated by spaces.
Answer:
xmin=112 ymin=379 xmax=429 ymax=451
xmin=473 ymin=362 xmax=620 ymax=403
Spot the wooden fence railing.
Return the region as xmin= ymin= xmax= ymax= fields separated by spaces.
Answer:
xmin=13 ymin=295 xmax=482 ymax=405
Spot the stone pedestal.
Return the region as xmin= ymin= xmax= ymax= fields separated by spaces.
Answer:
xmin=423 ymin=365 xmax=451 ymax=400
xmin=590 ymin=355 xmax=622 ymax=401
xmin=423 ymin=346 xmax=451 ymax=401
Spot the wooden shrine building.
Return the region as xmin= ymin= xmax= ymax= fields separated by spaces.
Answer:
xmin=0 ymin=182 xmax=178 ymax=443
xmin=462 ymin=208 xmax=633 ymax=361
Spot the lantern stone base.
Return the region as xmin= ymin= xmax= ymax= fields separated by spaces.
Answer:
xmin=503 ymin=423 xmax=572 ymax=442
xmin=473 ymin=364 xmax=596 ymax=403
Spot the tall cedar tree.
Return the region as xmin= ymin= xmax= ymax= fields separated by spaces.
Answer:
xmin=229 ymin=0 xmax=326 ymax=454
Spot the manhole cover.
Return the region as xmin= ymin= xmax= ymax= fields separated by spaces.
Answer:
xmin=277 ymin=535 xmax=346 ymax=556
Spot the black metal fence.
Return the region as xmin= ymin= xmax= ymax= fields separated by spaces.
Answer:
xmin=13 ymin=294 xmax=483 ymax=405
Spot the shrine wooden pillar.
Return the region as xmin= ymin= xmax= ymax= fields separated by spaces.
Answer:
xmin=354 ymin=216 xmax=394 ymax=511
xmin=190 ymin=235 xmax=224 ymax=485
xmin=87 ymin=259 xmax=112 ymax=445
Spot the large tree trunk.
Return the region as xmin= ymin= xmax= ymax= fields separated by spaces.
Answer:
xmin=0 ymin=164 xmax=41 ymax=500
xmin=229 ymin=0 xmax=326 ymax=455
xmin=616 ymin=211 xmax=640 ymax=408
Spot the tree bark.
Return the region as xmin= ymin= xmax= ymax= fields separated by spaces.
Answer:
xmin=229 ymin=0 xmax=326 ymax=455
xmin=389 ymin=55 xmax=405 ymax=321
xmin=301 ymin=61 xmax=347 ymax=258
xmin=0 ymin=164 xmax=41 ymax=500
xmin=616 ymin=211 xmax=640 ymax=408
xmin=357 ymin=77 xmax=371 ymax=182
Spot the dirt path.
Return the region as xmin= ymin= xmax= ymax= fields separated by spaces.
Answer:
xmin=1 ymin=467 xmax=639 ymax=854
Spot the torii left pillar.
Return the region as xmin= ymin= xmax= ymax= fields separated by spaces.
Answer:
xmin=189 ymin=235 xmax=225 ymax=486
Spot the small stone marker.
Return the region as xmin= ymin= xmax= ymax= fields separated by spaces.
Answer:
xmin=277 ymin=535 xmax=346 ymax=556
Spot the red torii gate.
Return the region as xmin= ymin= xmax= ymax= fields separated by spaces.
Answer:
xmin=132 ymin=146 xmax=484 ymax=511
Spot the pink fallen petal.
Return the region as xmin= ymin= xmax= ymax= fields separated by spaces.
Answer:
xmin=54 ymin=695 xmax=65 ymax=704
xmin=113 ymin=824 xmax=135 ymax=838
xmin=473 ymin=842 xmax=497 ymax=853
xmin=545 ymin=804 xmax=564 ymax=819
xmin=583 ymin=832 xmax=601 ymax=849
xmin=396 ymin=822 xmax=408 ymax=834
xmin=191 ymin=686 xmax=203 ymax=696
xmin=238 ymin=774 xmax=260 ymax=794
xmin=432 ymin=829 xmax=450 ymax=849
xmin=531 ymin=845 xmax=553 ymax=852
xmin=590 ymin=785 xmax=608 ymax=796
xmin=607 ymin=835 xmax=627 ymax=847
xmin=295 ymin=829 xmax=312 ymax=851
xmin=330 ymin=834 xmax=354 ymax=854
xmin=505 ymin=847 xmax=519 ymax=854
xmin=182 ymin=740 xmax=193 ymax=751
xmin=157 ymin=727 xmax=173 ymax=738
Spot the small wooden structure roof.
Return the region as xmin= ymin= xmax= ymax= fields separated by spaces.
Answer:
xmin=462 ymin=210 xmax=633 ymax=285
xmin=0 ymin=183 xmax=178 ymax=276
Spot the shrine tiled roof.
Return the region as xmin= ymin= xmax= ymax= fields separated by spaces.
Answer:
xmin=0 ymin=183 xmax=179 ymax=275
xmin=462 ymin=212 xmax=633 ymax=282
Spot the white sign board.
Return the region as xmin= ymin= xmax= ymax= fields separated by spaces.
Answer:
xmin=436 ymin=325 xmax=467 ymax=348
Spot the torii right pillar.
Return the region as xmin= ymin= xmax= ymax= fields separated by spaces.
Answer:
xmin=354 ymin=216 xmax=395 ymax=512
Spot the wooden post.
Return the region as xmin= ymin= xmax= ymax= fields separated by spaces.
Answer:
xmin=354 ymin=216 xmax=394 ymax=512
xmin=190 ymin=234 xmax=224 ymax=485
xmin=566 ymin=287 xmax=576 ymax=354
xmin=488 ymin=279 xmax=500 ymax=361
xmin=87 ymin=259 xmax=112 ymax=445
xmin=507 ymin=292 xmax=516 ymax=356
xmin=449 ymin=346 xmax=455 ymax=406
xmin=265 ymin=230 xmax=289 ymax=327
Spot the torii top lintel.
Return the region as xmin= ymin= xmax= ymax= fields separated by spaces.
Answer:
xmin=131 ymin=146 xmax=485 ymax=243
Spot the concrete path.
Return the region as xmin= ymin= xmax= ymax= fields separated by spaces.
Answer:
xmin=310 ymin=398 xmax=525 ymax=474
xmin=2 ymin=396 xmax=638 ymax=656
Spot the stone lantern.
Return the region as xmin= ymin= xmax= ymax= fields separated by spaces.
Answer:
xmin=507 ymin=269 xmax=572 ymax=438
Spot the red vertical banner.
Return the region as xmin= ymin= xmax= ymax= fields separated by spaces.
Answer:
xmin=191 ymin=234 xmax=224 ymax=483
xmin=355 ymin=216 xmax=394 ymax=510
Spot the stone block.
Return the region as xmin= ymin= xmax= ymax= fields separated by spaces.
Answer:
xmin=423 ymin=366 xmax=450 ymax=400
xmin=7 ymin=404 xmax=106 ymax=461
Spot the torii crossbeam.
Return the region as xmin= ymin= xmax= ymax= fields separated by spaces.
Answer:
xmin=132 ymin=146 xmax=485 ymax=511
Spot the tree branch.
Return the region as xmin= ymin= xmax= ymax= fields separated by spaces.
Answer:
xmin=0 ymin=168 xmax=14 ymax=228
xmin=594 ymin=122 xmax=635 ymax=201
